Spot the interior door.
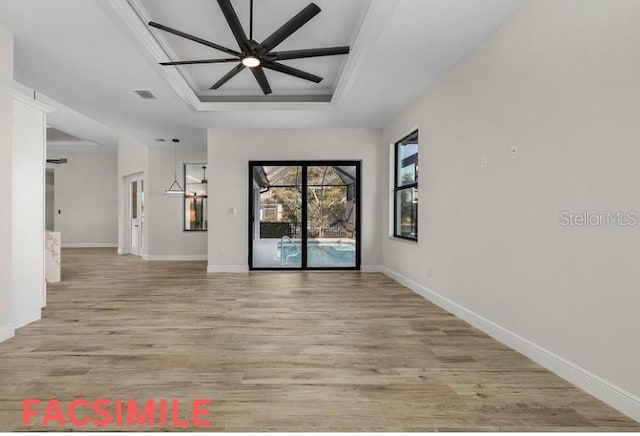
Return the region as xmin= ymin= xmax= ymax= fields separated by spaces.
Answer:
xmin=128 ymin=174 xmax=144 ymax=255
xmin=249 ymin=161 xmax=360 ymax=270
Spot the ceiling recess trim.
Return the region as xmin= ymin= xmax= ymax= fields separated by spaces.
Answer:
xmin=102 ymin=0 xmax=380 ymax=112
xmin=13 ymin=90 xmax=55 ymax=114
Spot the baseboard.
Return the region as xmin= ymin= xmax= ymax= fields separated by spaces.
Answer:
xmin=117 ymin=248 xmax=125 ymax=255
xmin=0 ymin=323 xmax=15 ymax=343
xmin=382 ymin=267 xmax=640 ymax=423
xmin=62 ymin=243 xmax=118 ymax=248
xmin=205 ymin=264 xmax=383 ymax=273
xmin=207 ymin=264 xmax=250 ymax=273
xmin=13 ymin=312 xmax=41 ymax=330
xmin=143 ymin=255 xmax=208 ymax=261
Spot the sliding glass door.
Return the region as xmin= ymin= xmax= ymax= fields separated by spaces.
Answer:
xmin=249 ymin=161 xmax=361 ymax=270
xmin=251 ymin=165 xmax=303 ymax=268
xmin=306 ymin=165 xmax=357 ymax=268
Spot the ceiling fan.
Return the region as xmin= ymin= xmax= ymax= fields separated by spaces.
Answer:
xmin=148 ymin=0 xmax=350 ymax=95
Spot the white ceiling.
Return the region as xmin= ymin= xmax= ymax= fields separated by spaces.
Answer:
xmin=13 ymin=81 xmax=119 ymax=150
xmin=0 ymin=0 xmax=524 ymax=147
xmin=47 ymin=128 xmax=81 ymax=143
xmin=140 ymin=0 xmax=367 ymax=97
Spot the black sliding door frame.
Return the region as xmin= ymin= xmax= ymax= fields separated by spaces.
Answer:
xmin=248 ymin=160 xmax=362 ymax=271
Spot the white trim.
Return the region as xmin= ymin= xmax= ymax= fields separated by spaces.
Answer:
xmin=41 ymin=110 xmax=48 ymax=309
xmin=207 ymin=264 xmax=250 ymax=273
xmin=143 ymin=254 xmax=207 ymax=261
xmin=382 ymin=267 xmax=640 ymax=423
xmin=13 ymin=315 xmax=41 ymax=330
xmin=117 ymin=248 xmax=125 ymax=255
xmin=387 ymin=236 xmax=420 ymax=246
xmin=62 ymin=243 xmax=118 ymax=248
xmin=0 ymin=323 xmax=15 ymax=343
xmin=329 ymin=0 xmax=397 ymax=108
xmin=12 ymin=89 xmax=54 ymax=113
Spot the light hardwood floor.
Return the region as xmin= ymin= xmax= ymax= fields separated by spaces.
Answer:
xmin=0 ymin=248 xmax=637 ymax=431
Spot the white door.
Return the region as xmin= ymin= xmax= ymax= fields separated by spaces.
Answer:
xmin=127 ymin=173 xmax=144 ymax=255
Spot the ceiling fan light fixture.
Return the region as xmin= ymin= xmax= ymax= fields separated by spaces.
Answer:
xmin=241 ymin=56 xmax=260 ymax=68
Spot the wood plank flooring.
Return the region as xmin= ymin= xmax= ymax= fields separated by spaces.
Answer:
xmin=0 ymin=248 xmax=637 ymax=431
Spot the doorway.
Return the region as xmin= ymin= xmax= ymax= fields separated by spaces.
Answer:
xmin=126 ymin=173 xmax=144 ymax=256
xmin=249 ymin=161 xmax=361 ymax=270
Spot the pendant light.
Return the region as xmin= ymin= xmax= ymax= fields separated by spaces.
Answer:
xmin=201 ymin=166 xmax=208 ymax=184
xmin=165 ymin=138 xmax=184 ymax=194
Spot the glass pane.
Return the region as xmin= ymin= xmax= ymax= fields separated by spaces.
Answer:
xmin=252 ymin=166 xmax=302 ymax=268
xmin=396 ymin=131 xmax=419 ymax=187
xmin=185 ymin=197 xmax=207 ymax=230
xmin=140 ymin=180 xmax=144 ymax=221
xmin=45 ymin=170 xmax=55 ymax=231
xmin=307 ymin=166 xmax=357 ymax=268
xmin=131 ymin=181 xmax=138 ymax=219
xmin=184 ymin=164 xmax=208 ymax=230
xmin=396 ymin=188 xmax=418 ymax=239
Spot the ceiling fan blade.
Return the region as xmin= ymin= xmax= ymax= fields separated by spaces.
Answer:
xmin=258 ymin=3 xmax=321 ymax=54
xmin=251 ymin=67 xmax=273 ymax=95
xmin=268 ymin=46 xmax=350 ymax=61
xmin=149 ymin=21 xmax=240 ymax=57
xmin=217 ymin=0 xmax=251 ymax=52
xmin=160 ymin=58 xmax=239 ymax=66
xmin=263 ymin=61 xmax=323 ymax=83
xmin=210 ymin=63 xmax=245 ymax=89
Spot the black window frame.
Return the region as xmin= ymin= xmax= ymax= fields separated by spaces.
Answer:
xmin=248 ymin=160 xmax=362 ymax=271
xmin=393 ymin=130 xmax=419 ymax=241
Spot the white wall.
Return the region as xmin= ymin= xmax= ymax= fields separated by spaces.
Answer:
xmin=381 ymin=0 xmax=640 ymax=420
xmin=12 ymin=94 xmax=48 ymax=329
xmin=207 ymin=129 xmax=382 ymax=272
xmin=46 ymin=150 xmax=118 ymax=247
xmin=0 ymin=27 xmax=13 ymax=341
xmin=117 ymin=137 xmax=208 ymax=260
xmin=146 ymin=144 xmax=207 ymax=260
xmin=117 ymin=136 xmax=148 ymax=254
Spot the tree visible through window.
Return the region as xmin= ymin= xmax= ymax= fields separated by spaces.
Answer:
xmin=394 ymin=130 xmax=418 ymax=240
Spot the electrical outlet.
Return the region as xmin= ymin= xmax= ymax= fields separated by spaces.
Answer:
xmin=427 ymin=267 xmax=433 ymax=278
xmin=481 ymin=155 xmax=488 ymax=168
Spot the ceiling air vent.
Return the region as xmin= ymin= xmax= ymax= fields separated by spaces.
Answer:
xmin=134 ymin=90 xmax=156 ymax=99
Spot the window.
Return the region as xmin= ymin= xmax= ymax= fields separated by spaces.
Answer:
xmin=184 ymin=164 xmax=208 ymax=231
xmin=394 ymin=130 xmax=418 ymax=240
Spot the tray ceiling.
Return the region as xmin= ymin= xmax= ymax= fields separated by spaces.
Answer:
xmin=121 ymin=0 xmax=370 ymax=108
xmin=0 ymin=0 xmax=525 ymax=146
